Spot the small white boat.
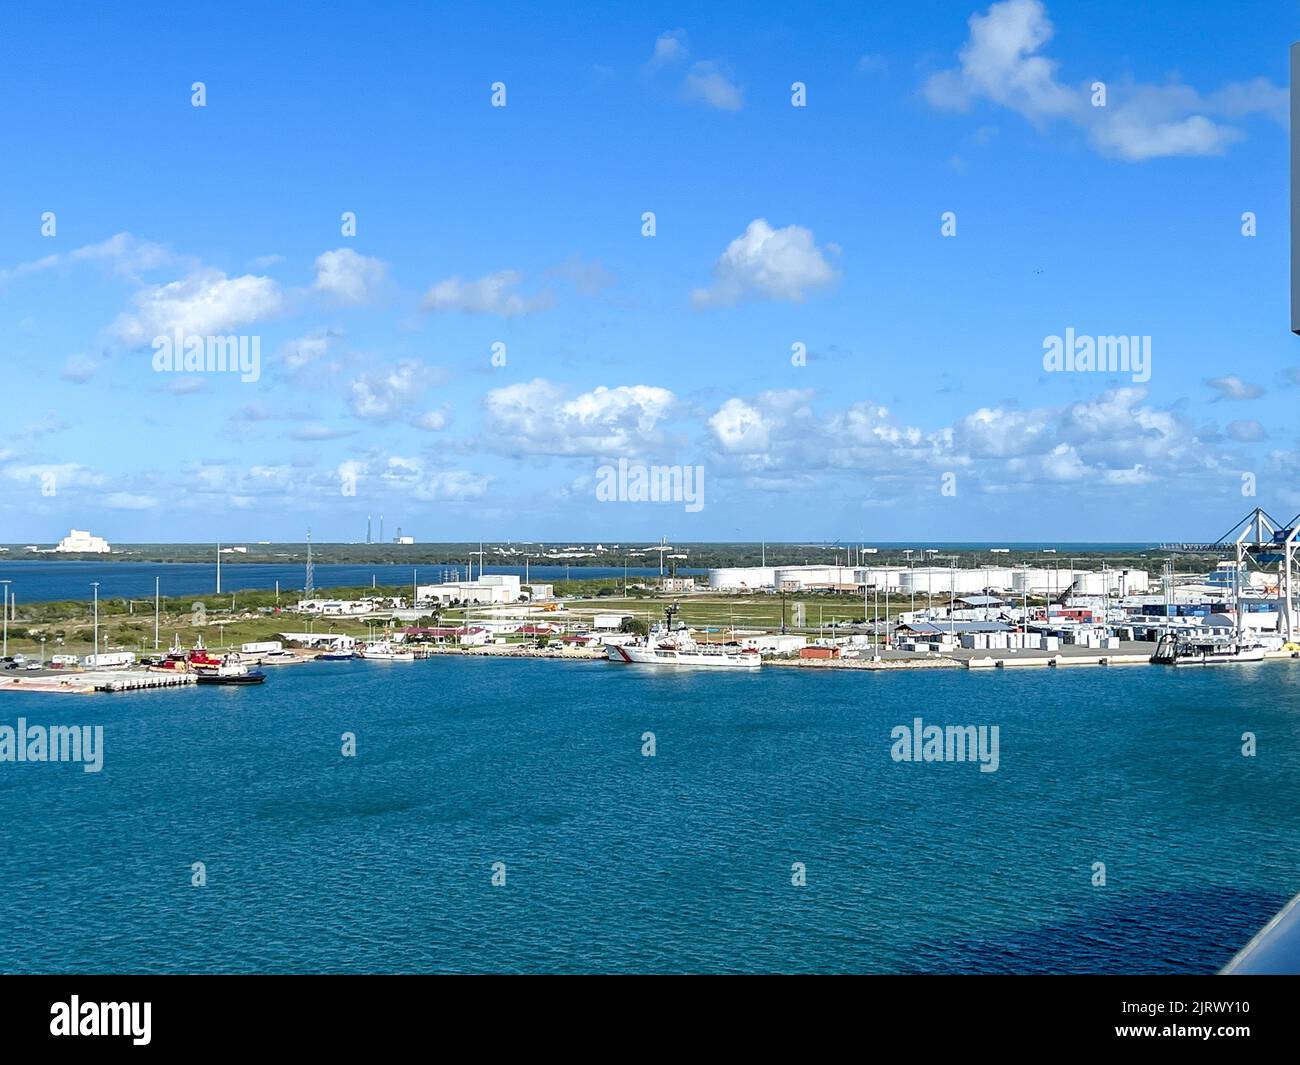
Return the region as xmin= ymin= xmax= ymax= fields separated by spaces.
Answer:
xmin=357 ymin=640 xmax=416 ymax=662
xmin=254 ymin=649 xmax=308 ymax=666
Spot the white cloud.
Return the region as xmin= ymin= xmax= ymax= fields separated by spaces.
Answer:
xmin=348 ymin=361 xmax=431 ymax=420
xmin=1040 ymin=442 xmax=1088 ymax=481
xmin=692 ymin=219 xmax=839 ymax=306
xmin=421 ymin=270 xmax=552 ymax=317
xmin=484 ymin=378 xmax=676 ymax=456
xmin=709 ymin=398 xmax=771 ymax=452
xmin=1206 ymin=375 xmax=1264 ymax=401
xmin=313 ymin=248 xmax=387 ymax=305
xmin=282 ymin=328 xmax=342 ymax=370
xmin=925 ymin=0 xmax=1282 ymax=161
xmin=649 ymin=29 xmax=688 ymax=67
xmin=413 ymin=406 xmax=450 ymax=432
xmin=2 ymin=463 xmax=103 ymax=488
xmin=377 ymin=457 xmax=488 ymax=501
xmin=954 ymin=405 xmax=1051 ymax=458
xmin=682 ymin=61 xmax=743 ymax=111
xmin=924 ymin=0 xmax=1079 ymax=120
xmin=1 ymin=232 xmax=178 ymax=287
xmin=702 ymin=385 xmax=1220 ymax=497
xmin=113 ymin=269 xmax=285 ymax=346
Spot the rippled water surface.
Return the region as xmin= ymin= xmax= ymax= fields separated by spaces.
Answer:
xmin=2 ymin=657 xmax=1298 ymax=973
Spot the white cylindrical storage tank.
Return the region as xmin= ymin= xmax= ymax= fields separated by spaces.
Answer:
xmin=900 ymin=568 xmax=950 ymax=595
xmin=708 ymin=567 xmax=775 ymax=591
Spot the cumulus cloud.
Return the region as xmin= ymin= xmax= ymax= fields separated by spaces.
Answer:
xmin=413 ymin=406 xmax=451 ymax=432
xmin=692 ymin=219 xmax=839 ymax=306
xmin=649 ymin=29 xmax=688 ymax=67
xmin=348 ymin=361 xmax=433 ymax=421
xmin=484 ymin=378 xmax=676 ymax=456
xmin=704 ymin=385 xmax=1221 ymax=495
xmin=682 ymin=61 xmax=743 ymax=111
xmin=376 ymin=457 xmax=488 ymax=501
xmin=422 ymin=269 xmax=552 ymax=317
xmin=709 ymin=398 xmax=774 ymax=453
xmin=925 ymin=0 xmax=1283 ymax=161
xmin=281 ymin=328 xmax=343 ymax=371
xmin=112 ymin=269 xmax=285 ymax=345
xmin=313 ymin=248 xmax=387 ymax=305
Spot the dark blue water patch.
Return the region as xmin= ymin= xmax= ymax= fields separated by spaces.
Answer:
xmin=912 ymin=888 xmax=1287 ymax=974
xmin=0 ymin=657 xmax=1298 ymax=973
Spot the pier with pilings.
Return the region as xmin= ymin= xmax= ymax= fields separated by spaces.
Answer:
xmin=0 ymin=669 xmax=199 ymax=695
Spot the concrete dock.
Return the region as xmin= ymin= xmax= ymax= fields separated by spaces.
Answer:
xmin=1 ymin=669 xmax=198 ymax=695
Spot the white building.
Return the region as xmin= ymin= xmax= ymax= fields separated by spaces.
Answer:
xmin=296 ymin=597 xmax=403 ymax=615
xmin=593 ymin=613 xmax=632 ymax=631
xmin=80 ymin=651 xmax=134 ymax=668
xmin=55 ymin=529 xmax=111 ymax=554
xmin=739 ymin=633 xmax=807 ymax=655
xmin=416 ymin=574 xmax=522 ymax=606
xmin=276 ymin=633 xmax=357 ymax=649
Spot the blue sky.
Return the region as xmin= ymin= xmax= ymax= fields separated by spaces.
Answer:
xmin=1 ymin=0 xmax=1297 ymax=544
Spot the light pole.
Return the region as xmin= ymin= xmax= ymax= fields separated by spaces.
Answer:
xmin=154 ymin=576 xmax=160 ymax=650
xmin=91 ymin=582 xmax=100 ymax=667
xmin=0 ymin=579 xmax=9 ymax=658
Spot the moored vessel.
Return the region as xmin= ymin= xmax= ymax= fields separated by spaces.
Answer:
xmin=193 ymin=652 xmax=266 ymax=684
xmin=1151 ymin=631 xmax=1267 ymax=665
xmin=605 ymin=604 xmax=762 ymax=670
xmin=357 ymin=640 xmax=416 ymax=662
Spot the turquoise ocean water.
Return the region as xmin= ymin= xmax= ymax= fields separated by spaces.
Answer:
xmin=1 ymin=657 xmax=1298 ymax=973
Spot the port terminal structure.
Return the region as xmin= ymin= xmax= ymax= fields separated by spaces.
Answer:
xmin=1219 ymin=508 xmax=1300 ymax=645
xmin=1160 ymin=507 xmax=1300 ymax=646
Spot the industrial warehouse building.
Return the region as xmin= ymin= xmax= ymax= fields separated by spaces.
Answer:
xmin=708 ymin=564 xmax=1149 ymax=597
xmin=415 ymin=574 xmax=522 ymax=605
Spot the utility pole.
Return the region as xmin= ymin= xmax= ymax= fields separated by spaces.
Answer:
xmin=305 ymin=527 xmax=314 ymax=600
xmin=216 ymin=542 xmax=221 ymax=594
xmin=154 ymin=576 xmax=160 ymax=650
xmin=0 ymin=580 xmax=9 ymax=657
xmin=91 ymin=582 xmax=100 ymax=667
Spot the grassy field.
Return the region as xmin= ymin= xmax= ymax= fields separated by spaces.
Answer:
xmin=0 ymin=582 xmax=1002 ymax=660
